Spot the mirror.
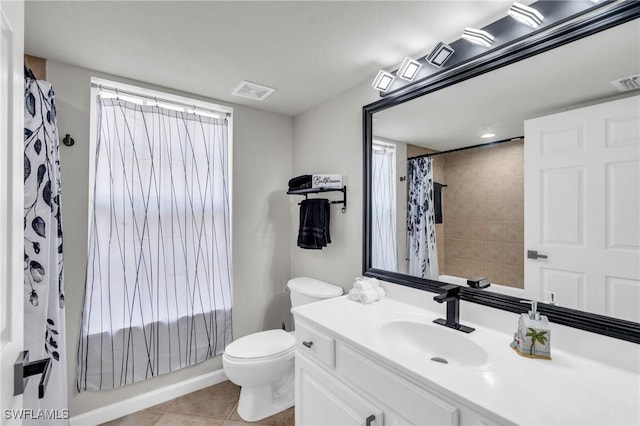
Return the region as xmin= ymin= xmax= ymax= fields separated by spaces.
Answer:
xmin=363 ymin=3 xmax=640 ymax=342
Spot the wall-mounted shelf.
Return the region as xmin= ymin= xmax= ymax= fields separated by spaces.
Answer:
xmin=287 ymin=186 xmax=347 ymax=213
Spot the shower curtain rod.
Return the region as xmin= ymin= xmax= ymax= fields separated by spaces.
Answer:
xmin=91 ymin=83 xmax=231 ymax=118
xmin=407 ymin=136 xmax=524 ymax=160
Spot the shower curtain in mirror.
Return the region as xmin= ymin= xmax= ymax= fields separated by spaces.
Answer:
xmin=407 ymin=157 xmax=439 ymax=279
xmin=77 ymin=97 xmax=232 ymax=391
xmin=371 ymin=142 xmax=397 ymax=272
xmin=24 ymin=76 xmax=68 ymax=423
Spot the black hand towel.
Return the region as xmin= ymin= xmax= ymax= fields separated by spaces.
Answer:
xmin=297 ymin=198 xmax=331 ymax=249
xmin=434 ymin=182 xmax=444 ymax=224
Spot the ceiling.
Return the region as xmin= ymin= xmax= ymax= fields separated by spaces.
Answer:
xmin=25 ymin=1 xmax=522 ymax=117
xmin=373 ymin=18 xmax=640 ymax=151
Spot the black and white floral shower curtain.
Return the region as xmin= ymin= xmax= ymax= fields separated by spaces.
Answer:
xmin=77 ymin=97 xmax=232 ymax=391
xmin=407 ymin=157 xmax=439 ymax=279
xmin=24 ymin=75 xmax=68 ymax=423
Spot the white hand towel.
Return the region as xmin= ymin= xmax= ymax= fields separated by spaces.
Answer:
xmin=366 ymin=277 xmax=381 ymax=288
xmin=348 ymin=288 xmax=361 ymax=301
xmin=355 ymin=276 xmax=380 ymax=288
xmin=354 ymin=280 xmax=374 ymax=292
xmin=375 ymin=287 xmax=386 ymax=299
xmin=359 ymin=288 xmax=379 ymax=304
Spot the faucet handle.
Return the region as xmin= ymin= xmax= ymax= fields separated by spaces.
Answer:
xmin=434 ymin=284 xmax=460 ymax=303
xmin=439 ymin=284 xmax=459 ymax=294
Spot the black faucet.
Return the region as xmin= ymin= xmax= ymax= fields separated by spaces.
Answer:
xmin=433 ymin=285 xmax=475 ymax=333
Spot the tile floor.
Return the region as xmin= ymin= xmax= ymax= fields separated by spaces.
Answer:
xmin=101 ymin=380 xmax=295 ymax=426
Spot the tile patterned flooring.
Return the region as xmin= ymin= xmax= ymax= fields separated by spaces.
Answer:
xmin=101 ymin=380 xmax=295 ymax=426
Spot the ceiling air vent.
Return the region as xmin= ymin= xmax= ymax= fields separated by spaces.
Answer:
xmin=611 ymin=74 xmax=640 ymax=92
xmin=231 ymin=81 xmax=276 ymax=101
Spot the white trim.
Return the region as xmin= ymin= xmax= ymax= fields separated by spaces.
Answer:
xmin=372 ymin=138 xmax=397 ymax=150
xmin=70 ymin=369 xmax=228 ymax=425
xmin=86 ymin=84 xmax=98 ymax=247
xmin=226 ymin=112 xmax=234 ymax=310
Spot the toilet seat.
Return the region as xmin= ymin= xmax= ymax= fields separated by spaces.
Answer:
xmin=224 ymin=329 xmax=294 ymax=361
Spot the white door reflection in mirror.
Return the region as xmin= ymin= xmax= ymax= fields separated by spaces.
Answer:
xmin=525 ymin=95 xmax=640 ymax=322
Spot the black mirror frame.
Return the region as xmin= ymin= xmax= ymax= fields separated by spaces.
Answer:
xmin=362 ymin=1 xmax=640 ymax=344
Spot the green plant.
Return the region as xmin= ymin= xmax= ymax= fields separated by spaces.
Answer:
xmin=526 ymin=328 xmax=548 ymax=356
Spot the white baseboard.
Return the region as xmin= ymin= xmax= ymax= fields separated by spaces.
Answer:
xmin=70 ymin=369 xmax=227 ymax=425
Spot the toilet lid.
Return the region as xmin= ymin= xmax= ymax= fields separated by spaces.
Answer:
xmin=224 ymin=329 xmax=294 ymax=360
xmin=287 ymin=276 xmax=343 ymax=298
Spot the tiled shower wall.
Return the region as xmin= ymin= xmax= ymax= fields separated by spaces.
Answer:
xmin=440 ymin=140 xmax=524 ymax=288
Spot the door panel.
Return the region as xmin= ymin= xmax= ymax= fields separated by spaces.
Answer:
xmin=605 ymin=161 xmax=639 ymax=250
xmin=540 ymin=166 xmax=584 ymax=245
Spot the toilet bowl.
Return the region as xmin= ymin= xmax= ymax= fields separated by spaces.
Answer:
xmin=222 ymin=277 xmax=343 ymax=422
xmin=223 ymin=329 xmax=295 ymax=422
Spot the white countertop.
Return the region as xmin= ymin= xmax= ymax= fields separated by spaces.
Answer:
xmin=292 ymin=296 xmax=640 ymax=426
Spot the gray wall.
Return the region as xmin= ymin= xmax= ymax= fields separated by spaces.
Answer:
xmin=47 ymin=60 xmax=293 ymax=416
xmin=290 ymin=81 xmax=378 ymax=289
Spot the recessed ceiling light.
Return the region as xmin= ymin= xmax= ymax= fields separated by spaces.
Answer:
xmin=372 ymin=70 xmax=395 ymax=91
xmin=462 ymin=27 xmax=495 ymax=48
xmin=426 ymin=42 xmax=455 ymax=68
xmin=481 ymin=133 xmax=496 ymax=139
xmin=397 ymin=57 xmax=421 ymax=81
xmin=508 ymin=2 xmax=544 ymax=28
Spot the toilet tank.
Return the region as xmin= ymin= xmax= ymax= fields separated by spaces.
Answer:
xmin=287 ymin=277 xmax=343 ymax=308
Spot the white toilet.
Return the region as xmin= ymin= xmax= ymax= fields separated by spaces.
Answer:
xmin=223 ymin=277 xmax=343 ymax=422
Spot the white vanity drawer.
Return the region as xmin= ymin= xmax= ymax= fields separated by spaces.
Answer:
xmin=296 ymin=322 xmax=335 ymax=369
xmin=340 ymin=346 xmax=459 ymax=426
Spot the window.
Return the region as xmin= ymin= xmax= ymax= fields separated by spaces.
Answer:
xmin=78 ymin=78 xmax=233 ymax=390
xmin=371 ymin=140 xmax=398 ymax=272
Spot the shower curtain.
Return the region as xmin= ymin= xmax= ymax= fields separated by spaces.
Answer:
xmin=23 ymin=75 xmax=68 ymax=423
xmin=407 ymin=157 xmax=439 ymax=279
xmin=371 ymin=143 xmax=397 ymax=272
xmin=77 ymin=97 xmax=232 ymax=391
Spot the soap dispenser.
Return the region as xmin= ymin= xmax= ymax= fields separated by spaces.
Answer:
xmin=510 ymin=300 xmax=551 ymax=360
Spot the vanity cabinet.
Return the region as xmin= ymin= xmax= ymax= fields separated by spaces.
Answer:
xmin=295 ymin=320 xmax=506 ymax=426
xmin=297 ymin=353 xmax=383 ymax=425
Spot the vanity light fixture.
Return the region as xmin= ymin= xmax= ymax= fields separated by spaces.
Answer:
xmin=461 ymin=27 xmax=495 ymax=47
xmin=508 ymin=2 xmax=544 ymax=28
xmin=372 ymin=70 xmax=395 ymax=91
xmin=397 ymin=57 xmax=422 ymax=81
xmin=481 ymin=133 xmax=496 ymax=139
xmin=426 ymin=42 xmax=455 ymax=68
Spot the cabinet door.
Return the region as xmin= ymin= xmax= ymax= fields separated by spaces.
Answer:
xmin=296 ymin=352 xmax=383 ymax=426
xmin=340 ymin=345 xmax=459 ymax=426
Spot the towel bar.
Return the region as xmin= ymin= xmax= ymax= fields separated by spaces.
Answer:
xmin=287 ymin=185 xmax=347 ymax=213
xmin=14 ymin=351 xmax=51 ymax=399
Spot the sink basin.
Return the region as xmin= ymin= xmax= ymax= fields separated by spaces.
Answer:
xmin=377 ymin=319 xmax=490 ymax=367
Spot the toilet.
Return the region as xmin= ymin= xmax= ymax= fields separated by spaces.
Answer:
xmin=222 ymin=277 xmax=343 ymax=422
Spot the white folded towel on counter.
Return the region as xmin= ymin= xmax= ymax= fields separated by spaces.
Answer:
xmin=348 ymin=288 xmax=361 ymax=301
xmin=358 ymin=288 xmax=379 ymax=304
xmin=348 ymin=277 xmax=385 ymax=304
xmin=353 ymin=277 xmax=380 ymax=290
